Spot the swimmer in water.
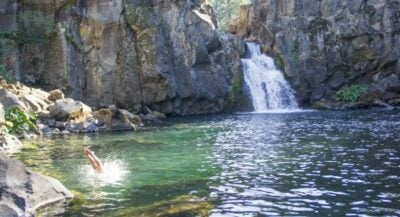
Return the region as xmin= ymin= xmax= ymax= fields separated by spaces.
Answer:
xmin=84 ymin=148 xmax=103 ymax=173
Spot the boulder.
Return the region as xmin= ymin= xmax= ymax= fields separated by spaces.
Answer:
xmin=66 ymin=118 xmax=98 ymax=133
xmin=93 ymin=106 xmax=140 ymax=131
xmin=48 ymin=98 xmax=92 ymax=121
xmin=388 ymin=98 xmax=400 ymax=106
xmin=311 ymin=100 xmax=333 ymax=110
xmin=0 ymin=134 xmax=23 ymax=154
xmin=378 ymin=74 xmax=400 ymax=93
xmin=0 ymin=153 xmax=73 ymax=217
xmin=0 ymin=89 xmax=26 ymax=109
xmin=358 ymin=85 xmax=384 ymax=105
xmin=119 ymin=109 xmax=143 ymax=126
xmin=141 ymin=111 xmax=167 ymax=122
xmin=48 ymin=89 xmax=64 ymax=102
xmin=19 ymin=94 xmax=49 ymax=112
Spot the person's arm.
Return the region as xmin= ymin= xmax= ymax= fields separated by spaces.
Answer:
xmin=84 ymin=149 xmax=102 ymax=172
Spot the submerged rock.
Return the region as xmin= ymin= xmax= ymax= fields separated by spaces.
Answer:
xmin=110 ymin=195 xmax=212 ymax=217
xmin=0 ymin=153 xmax=73 ymax=217
xmin=0 ymin=134 xmax=23 ymax=154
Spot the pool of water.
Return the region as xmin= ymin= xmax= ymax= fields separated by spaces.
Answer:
xmin=14 ymin=109 xmax=400 ymax=216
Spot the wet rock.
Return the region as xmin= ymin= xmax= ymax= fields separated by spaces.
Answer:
xmin=311 ymin=100 xmax=333 ymax=110
xmin=46 ymin=119 xmax=56 ymax=128
xmin=388 ymin=98 xmax=400 ymax=106
xmin=110 ymin=195 xmax=212 ymax=217
xmin=378 ymin=74 xmax=400 ymax=93
xmin=141 ymin=111 xmax=167 ymax=122
xmin=48 ymin=89 xmax=65 ymax=102
xmin=93 ymin=108 xmax=113 ymax=130
xmin=0 ymin=134 xmax=23 ymax=154
xmin=359 ymin=85 xmax=384 ymax=105
xmin=93 ymin=106 xmax=140 ymax=131
xmin=48 ymin=98 xmax=92 ymax=121
xmin=372 ymin=100 xmax=393 ymax=109
xmin=0 ymin=153 xmax=73 ymax=217
xmin=342 ymin=101 xmax=369 ymax=109
xmin=66 ymin=118 xmax=98 ymax=133
xmin=231 ymin=0 xmax=400 ymax=106
xmin=55 ymin=121 xmax=66 ymax=129
xmin=119 ymin=109 xmax=143 ymax=126
xmin=37 ymin=123 xmax=52 ymax=136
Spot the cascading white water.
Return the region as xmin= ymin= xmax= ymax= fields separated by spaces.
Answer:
xmin=241 ymin=42 xmax=299 ymax=112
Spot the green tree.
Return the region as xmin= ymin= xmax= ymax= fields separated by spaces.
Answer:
xmin=210 ymin=0 xmax=249 ymax=31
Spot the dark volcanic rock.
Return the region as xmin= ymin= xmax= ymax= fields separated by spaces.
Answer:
xmin=230 ymin=0 xmax=400 ymax=106
xmin=0 ymin=0 xmax=250 ymax=115
xmin=0 ymin=153 xmax=73 ymax=217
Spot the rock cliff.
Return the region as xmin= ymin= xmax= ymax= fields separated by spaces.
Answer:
xmin=0 ymin=0 xmax=251 ymax=115
xmin=229 ymin=0 xmax=400 ymax=106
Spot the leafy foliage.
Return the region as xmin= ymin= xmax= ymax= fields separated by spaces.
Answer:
xmin=210 ymin=0 xmax=250 ymax=30
xmin=273 ymin=52 xmax=285 ymax=70
xmin=4 ymin=106 xmax=37 ymax=135
xmin=336 ymin=85 xmax=368 ymax=103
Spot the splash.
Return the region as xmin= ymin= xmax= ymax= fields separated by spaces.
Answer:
xmin=79 ymin=157 xmax=128 ymax=186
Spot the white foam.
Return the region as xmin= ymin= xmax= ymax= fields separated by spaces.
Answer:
xmin=79 ymin=157 xmax=128 ymax=186
xmin=237 ymin=109 xmax=315 ymax=114
xmin=241 ymin=42 xmax=299 ymax=112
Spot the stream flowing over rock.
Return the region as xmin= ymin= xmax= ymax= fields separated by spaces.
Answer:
xmin=229 ymin=0 xmax=400 ymax=106
xmin=0 ymin=0 xmax=251 ymax=115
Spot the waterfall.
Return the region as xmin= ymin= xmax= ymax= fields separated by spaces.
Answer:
xmin=241 ymin=42 xmax=299 ymax=112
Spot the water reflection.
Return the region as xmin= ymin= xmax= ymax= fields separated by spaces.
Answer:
xmin=209 ymin=110 xmax=400 ymax=216
xmin=13 ymin=109 xmax=400 ymax=216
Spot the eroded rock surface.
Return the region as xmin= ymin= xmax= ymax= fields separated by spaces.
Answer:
xmin=0 ymin=153 xmax=73 ymax=217
xmin=1 ymin=0 xmax=251 ymax=114
xmin=229 ymin=0 xmax=400 ymax=106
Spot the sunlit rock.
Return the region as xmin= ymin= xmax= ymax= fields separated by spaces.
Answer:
xmin=0 ymin=153 xmax=73 ymax=217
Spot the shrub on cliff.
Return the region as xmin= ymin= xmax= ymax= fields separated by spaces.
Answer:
xmin=4 ymin=106 xmax=37 ymax=135
xmin=336 ymin=85 xmax=368 ymax=103
xmin=211 ymin=0 xmax=250 ymax=30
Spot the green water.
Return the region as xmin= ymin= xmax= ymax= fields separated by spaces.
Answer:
xmin=13 ymin=110 xmax=400 ymax=216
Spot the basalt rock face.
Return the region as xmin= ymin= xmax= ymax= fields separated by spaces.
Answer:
xmin=0 ymin=0 xmax=251 ymax=115
xmin=229 ymin=0 xmax=400 ymax=106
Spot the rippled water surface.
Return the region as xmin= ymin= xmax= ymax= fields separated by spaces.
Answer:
xmin=15 ymin=110 xmax=400 ymax=216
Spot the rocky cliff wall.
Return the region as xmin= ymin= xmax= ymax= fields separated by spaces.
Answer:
xmin=229 ymin=0 xmax=400 ymax=106
xmin=0 ymin=0 xmax=251 ymax=115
